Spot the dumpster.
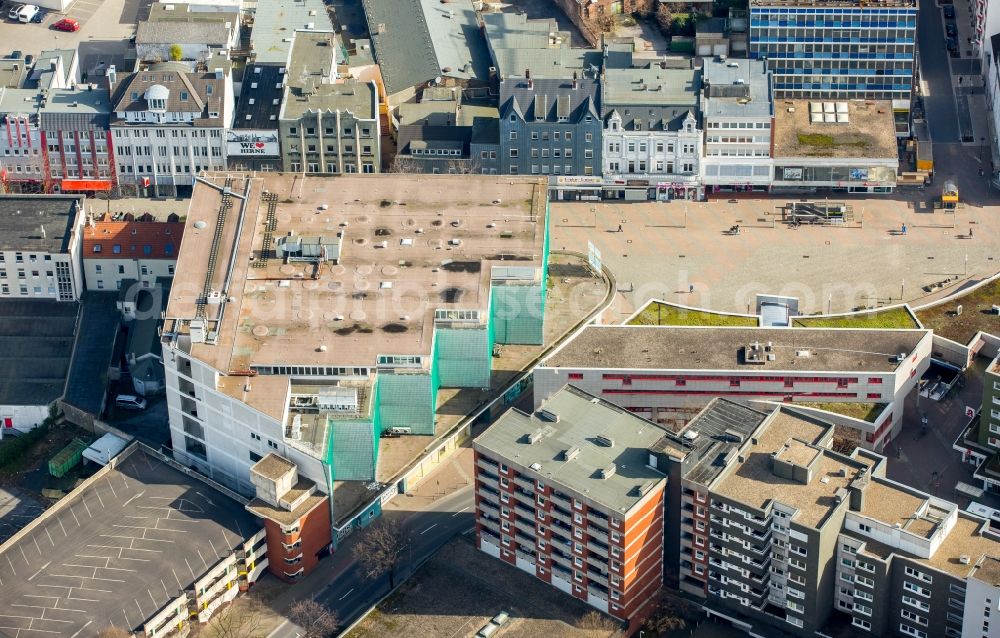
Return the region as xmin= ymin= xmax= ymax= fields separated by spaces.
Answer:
xmin=48 ymin=437 xmax=88 ymax=478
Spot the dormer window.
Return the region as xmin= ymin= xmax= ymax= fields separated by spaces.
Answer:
xmin=180 ymin=91 xmax=189 ymax=101
xmin=144 ymin=85 xmax=169 ymax=112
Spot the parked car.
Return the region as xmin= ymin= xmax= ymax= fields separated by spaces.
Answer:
xmin=52 ymin=17 xmax=79 ymax=31
xmin=24 ymin=53 xmax=32 ymax=66
xmin=946 ymin=22 xmax=957 ymax=37
xmin=114 ymin=394 xmax=147 ymax=410
xmin=16 ymin=4 xmax=38 ymax=22
xmin=947 ymin=36 xmax=959 ymax=52
xmin=30 ymin=7 xmax=43 ymax=22
xmin=943 ymin=4 xmax=956 ymax=19
xmin=7 ymin=4 xmax=22 ymax=20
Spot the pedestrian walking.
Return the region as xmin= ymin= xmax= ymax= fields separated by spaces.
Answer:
xmin=970 ymin=227 xmax=974 ymax=238
xmin=959 ymin=76 xmax=963 ymax=85
xmin=617 ymin=224 xmax=623 ymax=232
xmin=689 ymin=284 xmax=695 ymax=294
xmin=901 ymin=223 xmax=907 ymax=235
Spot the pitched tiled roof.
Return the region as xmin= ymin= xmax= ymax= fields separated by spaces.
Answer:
xmin=110 ymin=65 xmax=226 ymax=126
xmin=82 ymin=220 xmax=185 ymax=260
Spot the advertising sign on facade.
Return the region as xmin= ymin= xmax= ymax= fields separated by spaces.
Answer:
xmin=226 ymin=130 xmax=279 ymax=156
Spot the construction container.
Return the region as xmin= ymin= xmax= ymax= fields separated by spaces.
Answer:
xmin=48 ymin=437 xmax=88 ymax=478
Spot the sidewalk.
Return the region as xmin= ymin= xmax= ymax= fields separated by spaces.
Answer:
xmin=264 ymin=446 xmax=475 ymax=614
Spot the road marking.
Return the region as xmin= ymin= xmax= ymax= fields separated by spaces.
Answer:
xmin=27 ymin=561 xmax=50 ymax=581
xmin=69 ymin=620 xmax=93 ymax=638
xmin=451 ymin=507 xmax=469 ymax=517
xmin=420 ymin=524 xmax=437 ymax=535
xmin=338 ymin=588 xmax=354 ymax=601
xmin=122 ymin=492 xmax=144 ymax=508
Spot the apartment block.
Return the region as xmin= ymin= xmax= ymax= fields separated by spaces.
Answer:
xmin=160 ymin=173 xmax=550 ymax=521
xmin=80 ymin=214 xmax=184 ymax=291
xmin=955 ymin=355 xmax=1000 ymax=495
xmin=245 ymin=453 xmax=332 ymax=582
xmin=700 ymin=58 xmax=775 ymax=193
xmin=749 ymin=0 xmax=917 ymax=134
xmin=473 ymin=385 xmax=667 ymax=627
xmin=498 ymin=74 xmax=602 ymax=178
xmin=536 ymin=325 xmax=932 ymax=451
xmin=0 ymin=194 xmax=84 ymax=301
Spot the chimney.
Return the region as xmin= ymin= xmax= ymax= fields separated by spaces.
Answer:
xmin=107 ymin=65 xmax=117 ymax=91
xmin=572 ymin=71 xmax=578 ymax=90
xmin=526 ymin=68 xmax=532 ymax=89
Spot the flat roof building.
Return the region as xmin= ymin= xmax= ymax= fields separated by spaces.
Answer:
xmin=538 ymin=324 xmax=932 ymax=452
xmin=161 ymin=173 xmax=551 ymax=521
xmin=771 ymin=99 xmax=899 ymax=192
xmin=0 ymin=194 xmax=84 ymax=301
xmin=474 ymin=385 xmax=667 ymax=625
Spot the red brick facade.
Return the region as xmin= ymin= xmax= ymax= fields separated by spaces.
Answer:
xmin=262 ymin=498 xmax=331 ymax=583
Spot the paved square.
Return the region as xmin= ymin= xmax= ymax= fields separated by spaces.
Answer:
xmin=0 ymin=447 xmax=259 ymax=638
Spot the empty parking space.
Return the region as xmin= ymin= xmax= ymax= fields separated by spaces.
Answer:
xmin=64 ymin=0 xmax=101 ymax=26
xmin=0 ymin=447 xmax=259 ymax=637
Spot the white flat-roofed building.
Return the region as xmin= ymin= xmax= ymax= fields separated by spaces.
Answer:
xmin=535 ymin=325 xmax=932 ymax=452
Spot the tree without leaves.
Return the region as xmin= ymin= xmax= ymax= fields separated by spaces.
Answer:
xmin=390 ymin=156 xmax=422 ymax=174
xmin=288 ymin=600 xmax=339 ymax=638
xmin=575 ymin=610 xmax=618 ymax=631
xmin=213 ymin=597 xmax=264 ymax=638
xmin=352 ymin=518 xmax=408 ymax=589
xmin=655 ymin=4 xmax=674 ymax=34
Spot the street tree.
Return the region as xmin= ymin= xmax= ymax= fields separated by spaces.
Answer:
xmin=288 ymin=599 xmax=339 ymax=638
xmin=213 ymin=597 xmax=264 ymax=638
xmin=352 ymin=518 xmax=408 ymax=589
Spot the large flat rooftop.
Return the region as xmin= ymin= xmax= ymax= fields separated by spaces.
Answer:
xmin=772 ymin=99 xmax=898 ymax=160
xmin=714 ymin=408 xmax=868 ymax=528
xmin=0 ymin=195 xmax=81 ymax=253
xmin=474 ymin=385 xmax=668 ymax=515
xmin=0 ymin=299 xmax=78 ymax=408
xmin=0 ymin=445 xmax=259 ymax=637
xmin=543 ymin=325 xmax=926 ymax=373
xmin=165 ymin=173 xmax=548 ymax=373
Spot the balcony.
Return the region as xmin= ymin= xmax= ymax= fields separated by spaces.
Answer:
xmin=549 ymin=550 xmax=573 ymax=569
xmin=587 ymin=540 xmax=609 ymax=559
xmin=476 ymin=458 xmax=499 ymax=474
xmin=479 ymin=502 xmax=499 ymax=519
xmin=515 ymin=549 xmax=537 ymax=566
xmin=481 ymin=530 xmax=501 ymax=547
xmin=588 ymin=571 xmax=609 ymax=587
xmin=550 ymin=491 xmax=573 ymax=510
xmin=548 ymin=507 xmax=572 ymax=526
xmin=514 ymin=504 xmax=534 ymax=519
xmin=514 ymin=519 xmax=536 ymax=537
xmin=514 ymin=476 xmax=534 ymax=492
xmin=480 ymin=518 xmax=501 ymax=535
xmin=511 ymin=489 xmax=535 ymax=508
xmin=478 ymin=475 xmax=499 ymax=492
xmin=587 ymin=509 xmax=609 ymax=528
xmin=589 ymin=527 xmax=609 ymax=544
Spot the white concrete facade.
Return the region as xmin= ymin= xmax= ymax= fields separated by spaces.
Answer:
xmin=535 ymin=330 xmax=933 ymax=452
xmin=83 ymin=257 xmax=175 ymax=291
xmin=962 ymin=568 xmax=1000 ymax=638
xmin=701 ymin=115 xmax=774 ymax=189
xmin=165 ymin=348 xmax=328 ymax=497
xmin=0 ymin=404 xmax=50 ymax=431
xmin=602 ymin=111 xmax=703 ymax=201
xmin=0 ymin=249 xmax=81 ymax=301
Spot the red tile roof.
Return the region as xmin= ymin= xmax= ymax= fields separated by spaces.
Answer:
xmin=83 ymin=220 xmax=185 ymax=260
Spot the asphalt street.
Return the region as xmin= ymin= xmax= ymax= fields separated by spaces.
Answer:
xmin=917 ymin=0 xmax=960 ymax=142
xmin=267 ymin=485 xmax=475 ymax=638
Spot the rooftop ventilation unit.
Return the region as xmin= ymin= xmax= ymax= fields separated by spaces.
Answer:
xmin=599 ymin=463 xmax=617 ymax=479
xmin=595 ymin=434 xmax=614 ymax=448
xmin=563 ymin=446 xmax=580 ymax=461
xmin=539 ymin=409 xmax=560 ymax=423
xmin=527 ymin=428 xmax=545 ymax=445
xmin=682 ymin=429 xmax=700 ymax=441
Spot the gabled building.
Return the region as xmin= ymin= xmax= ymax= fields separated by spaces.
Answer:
xmin=109 ymin=62 xmax=233 ymax=197
xmin=499 ymin=73 xmax=602 ymax=188
xmin=81 ymin=214 xmax=184 ymax=291
xmin=601 ymin=58 xmax=702 ymax=202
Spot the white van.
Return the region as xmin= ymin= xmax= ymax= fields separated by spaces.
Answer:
xmin=17 ymin=5 xmax=38 ymax=22
xmin=114 ymin=394 xmax=147 ymax=410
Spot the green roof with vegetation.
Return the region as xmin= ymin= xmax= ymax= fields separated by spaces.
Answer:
xmin=629 ymin=302 xmax=758 ymax=327
xmin=791 ymin=307 xmax=918 ymax=329
xmin=915 ymin=277 xmax=1000 ymax=345
xmin=794 ymin=402 xmax=887 ymax=423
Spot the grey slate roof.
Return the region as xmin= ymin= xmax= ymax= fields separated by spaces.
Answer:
xmin=603 ymin=66 xmax=700 ymax=131
xmin=0 ymin=195 xmax=81 ymax=253
xmin=39 ymin=87 xmax=112 ymax=131
xmin=482 ymin=12 xmax=600 ymax=79
xmin=233 ymin=63 xmax=284 ymax=129
xmin=499 ymin=76 xmax=600 ymax=123
xmin=362 ymin=0 xmax=490 ymax=95
xmin=0 ymin=299 xmax=78 ymax=408
xmin=135 ymin=20 xmax=232 ymax=46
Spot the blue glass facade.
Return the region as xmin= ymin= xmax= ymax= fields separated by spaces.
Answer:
xmin=749 ymin=3 xmax=917 ymax=105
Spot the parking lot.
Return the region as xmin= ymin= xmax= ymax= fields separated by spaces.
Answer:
xmin=0 ymin=0 xmax=143 ymax=60
xmin=0 ymin=446 xmax=258 ymax=636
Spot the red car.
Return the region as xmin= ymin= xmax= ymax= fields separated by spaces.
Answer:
xmin=52 ymin=18 xmax=79 ymax=31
